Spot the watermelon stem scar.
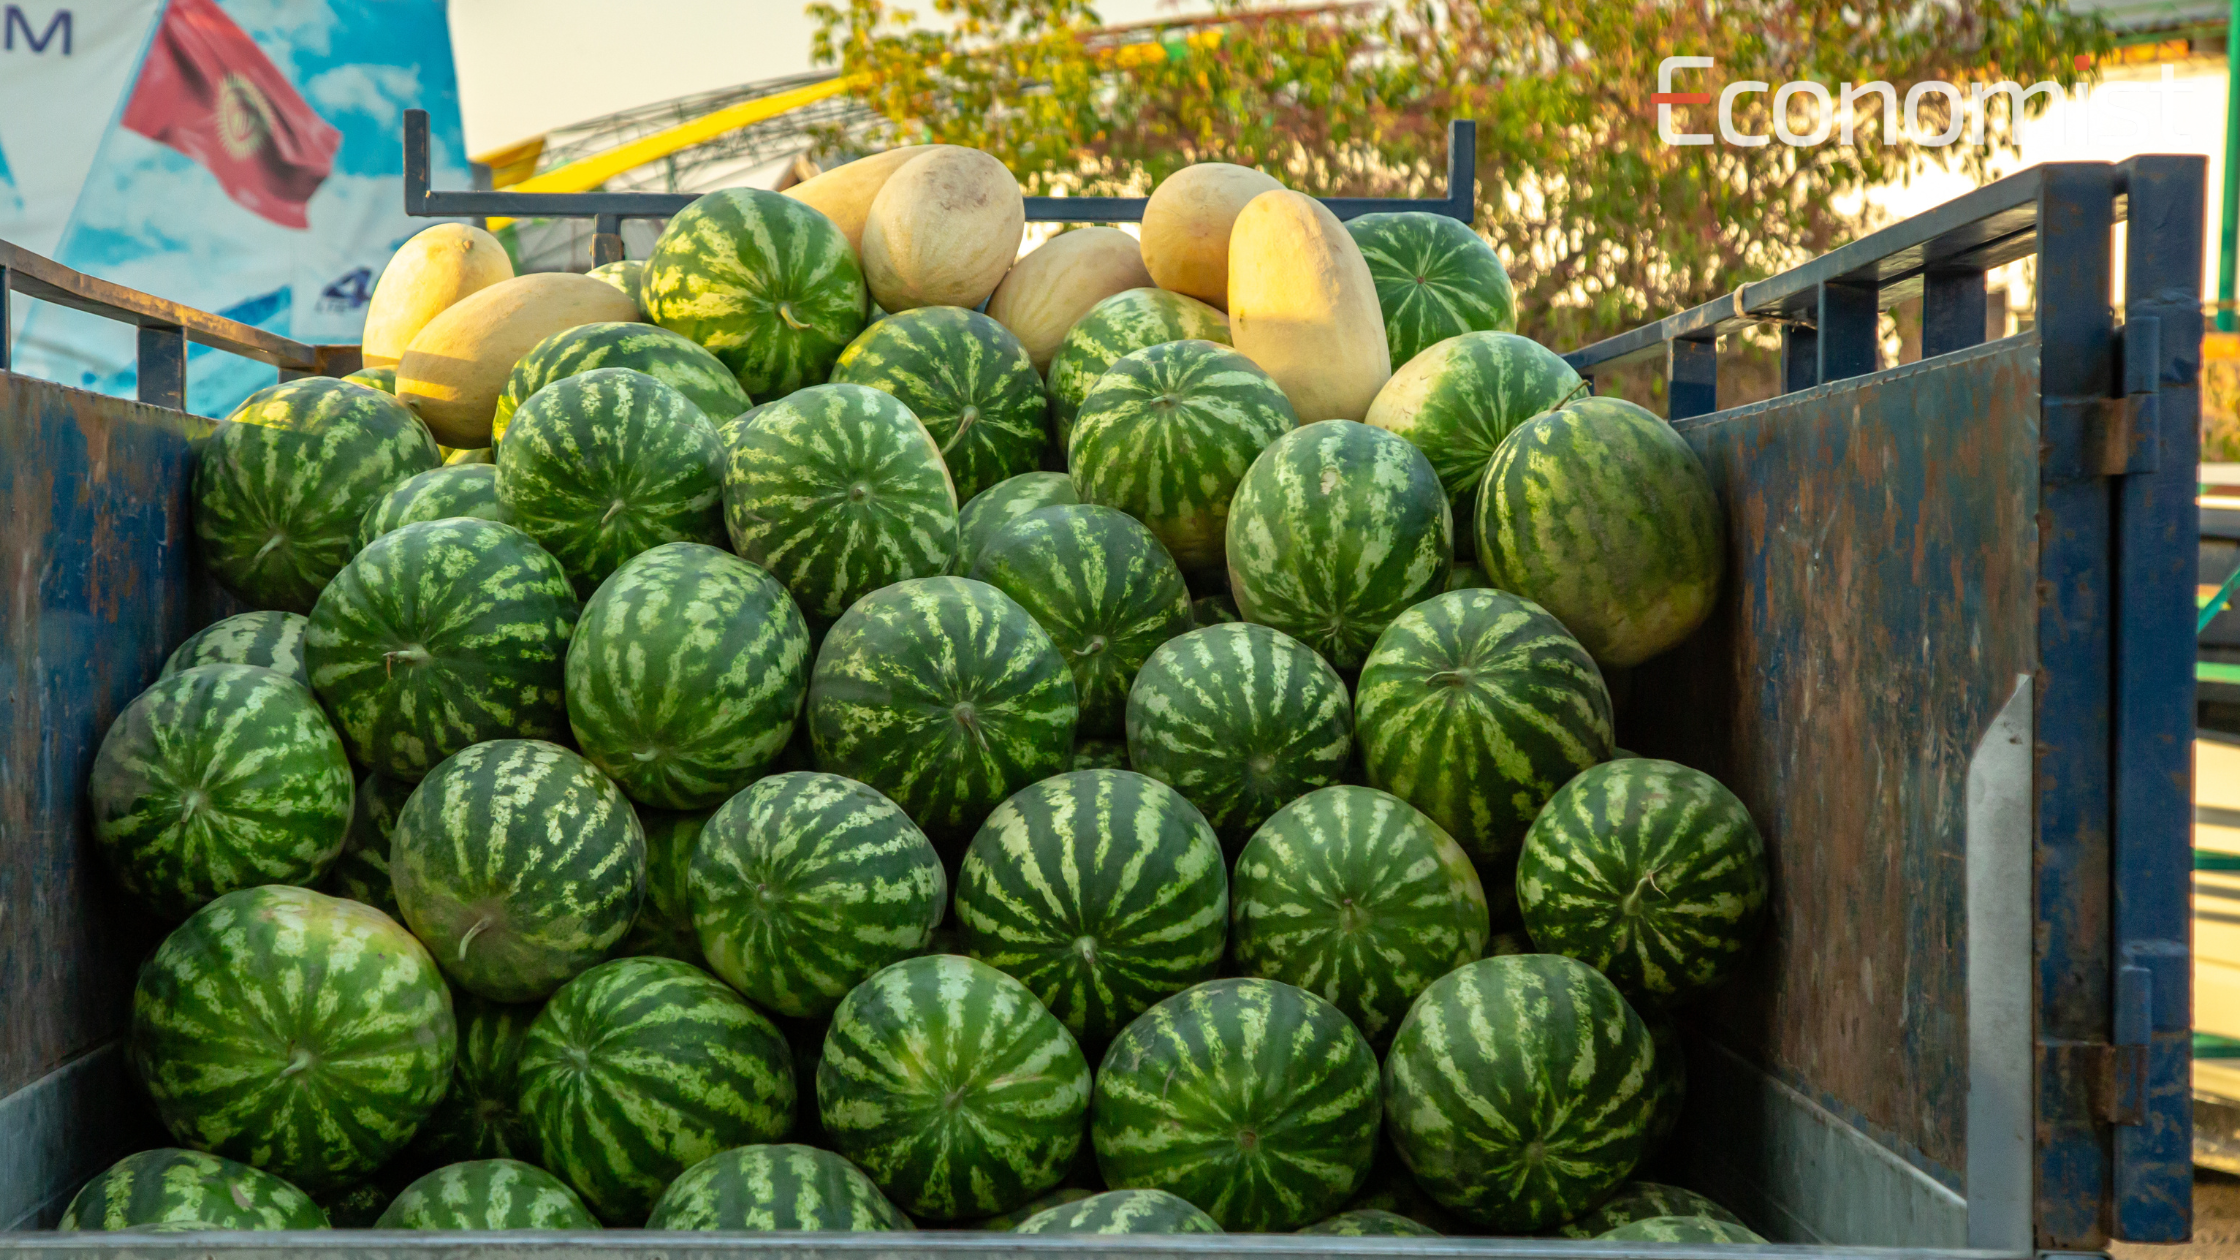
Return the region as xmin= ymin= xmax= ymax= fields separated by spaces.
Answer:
xmin=382 ymin=645 xmax=431 ymax=676
xmin=776 ymin=302 xmax=810 ymax=331
xmin=251 ymin=533 xmax=288 ymax=564
xmin=457 ymin=916 xmax=492 ymax=962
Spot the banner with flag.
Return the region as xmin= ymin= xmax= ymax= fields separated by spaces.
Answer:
xmin=0 ymin=0 xmax=473 ymax=415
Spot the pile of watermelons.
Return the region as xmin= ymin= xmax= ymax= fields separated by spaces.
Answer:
xmin=68 ymin=143 xmax=1771 ymax=1244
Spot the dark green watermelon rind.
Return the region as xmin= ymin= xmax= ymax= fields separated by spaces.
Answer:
xmin=160 ymin=611 xmax=311 ymax=688
xmin=1555 ymin=1180 xmax=1742 ymax=1238
xmin=1046 ymin=288 xmax=1231 ymax=452
xmin=406 ymin=990 xmax=545 ymax=1168
xmin=357 ymin=464 xmax=512 ymax=551
xmin=617 ymin=804 xmax=714 ymax=966
xmin=1014 ymin=1187 xmax=1223 ymax=1234
xmin=1299 ymin=1207 xmax=1442 ymax=1236
xmin=832 ymin=306 xmax=1049 ymax=503
xmin=60 ymin=1149 xmax=328 ymax=1231
xmin=494 ymin=320 xmax=752 ymax=439
xmin=1598 ymin=1215 xmax=1766 ymax=1243
xmin=646 ymin=1144 xmax=911 ymax=1230
xmin=326 ymin=770 xmax=411 ymax=919
xmin=1345 ymin=212 xmax=1518 ymax=372
xmin=1364 ymin=330 xmax=1579 ymax=505
xmin=374 ymin=1159 xmax=598 ymax=1230
xmin=956 ymin=471 xmax=1078 ymax=575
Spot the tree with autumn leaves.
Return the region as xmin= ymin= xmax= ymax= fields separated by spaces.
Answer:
xmin=808 ymin=0 xmax=2102 ymax=351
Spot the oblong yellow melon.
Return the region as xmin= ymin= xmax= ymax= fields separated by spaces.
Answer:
xmin=395 ymin=273 xmax=640 ymax=448
xmin=360 ymin=223 xmax=514 ymax=368
xmin=1140 ymin=163 xmax=1284 ymax=311
xmin=986 ymin=227 xmax=1155 ymax=374
xmin=862 ymin=147 xmax=1025 ymax=312
xmin=1227 ymin=189 xmax=1392 ymax=423
xmin=783 ymin=145 xmax=945 ymax=258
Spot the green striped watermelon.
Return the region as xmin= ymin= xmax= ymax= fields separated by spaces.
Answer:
xmin=391 ymin=739 xmax=645 ymax=1002
xmin=1124 ymin=623 xmax=1352 ymax=851
xmin=1093 ymin=977 xmax=1379 ymax=1232
xmin=723 ymin=382 xmax=958 ymax=623
xmin=617 ymin=805 xmax=712 ymax=966
xmin=129 ymin=885 xmax=455 ymax=1191
xmin=344 ymin=365 xmax=397 ymax=393
xmin=1192 ymin=594 xmax=1240 ymax=626
xmin=1354 ymin=589 xmax=1613 ymax=865
xmin=973 ymin=1187 xmax=1094 ymax=1230
xmin=955 ymin=769 xmax=1228 ymax=1048
xmin=406 ymin=991 xmax=543 ymax=1165
xmin=1300 ymin=1208 xmax=1440 ymax=1236
xmin=376 ymin=1159 xmax=597 ymax=1230
xmin=193 ymin=377 xmax=441 ymax=611
xmin=565 ymin=542 xmax=810 ymax=809
xmin=356 ymin=464 xmax=510 ymax=550
xmin=61 ymin=1149 xmax=327 ymax=1231
xmin=690 ymin=771 xmax=946 ymax=1018
xmin=1475 ymin=397 xmax=1724 ymax=668
xmin=646 ymin=1144 xmax=911 ymax=1231
xmin=1016 ymin=1188 xmax=1222 ymax=1234
xmin=494 ymin=321 xmax=752 ymax=440
xmin=1516 ymin=758 xmax=1768 ymax=1006
xmin=1555 ymin=1181 xmax=1741 ymax=1238
xmin=1364 ymin=332 xmax=1580 ymax=507
xmin=1445 ymin=563 xmax=1489 ymax=591
xmin=305 ymin=518 xmax=577 ymax=781
xmin=1382 ymin=954 xmax=1657 ymax=1231
xmin=1230 ymin=785 xmax=1488 ymax=1043
xmin=1340 ymin=1135 xmax=1463 ymax=1234
xmin=327 ymin=770 xmax=410 ymax=918
xmin=819 ymin=954 xmax=1092 ymax=1220
xmin=956 ymin=471 xmax=1077 ymax=574
xmin=643 ymin=187 xmax=867 ymax=399
xmin=161 ymin=611 xmax=310 ymax=687
xmin=519 ymin=955 xmax=796 ymax=1224
xmin=89 ymin=664 xmax=353 ymax=920
xmin=832 ymin=306 xmax=1048 ymax=502
xmin=586 ymin=260 xmax=644 ymax=309
xmin=1047 ymin=288 xmax=1231 ymax=452
xmin=808 ymin=577 xmax=1078 ymax=847
xmin=969 ymin=504 xmax=1193 ymax=738
xmin=713 ymin=401 xmax=764 ymax=468
xmin=1070 ymin=340 xmax=1296 ymax=580
xmin=1344 ymin=212 xmax=1517 ymax=369
xmin=1601 ymin=1216 xmax=1765 ymax=1243
xmin=1070 ymin=738 xmax=1130 ymax=771
xmin=1227 ymin=419 xmax=1451 ymax=672
xmin=495 ymin=367 xmax=727 ymax=595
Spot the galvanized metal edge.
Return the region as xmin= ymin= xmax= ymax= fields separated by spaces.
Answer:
xmin=1964 ymin=676 xmax=2035 ymax=1252
xmin=0 ymin=1044 xmax=137 ymax=1231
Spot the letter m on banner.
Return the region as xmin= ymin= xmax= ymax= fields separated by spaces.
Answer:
xmin=5 ymin=6 xmax=72 ymax=53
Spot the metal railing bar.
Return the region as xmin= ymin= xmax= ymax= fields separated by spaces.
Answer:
xmin=0 ymin=240 xmax=323 ymax=372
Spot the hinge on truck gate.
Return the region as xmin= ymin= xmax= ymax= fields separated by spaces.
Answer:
xmin=2041 ymin=315 xmax=2162 ymax=482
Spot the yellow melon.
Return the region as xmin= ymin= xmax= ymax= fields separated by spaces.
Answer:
xmin=360 ymin=224 xmax=513 ymax=368
xmin=783 ymin=145 xmax=946 ymax=258
xmin=1227 ymin=189 xmax=1392 ymax=423
xmin=1140 ymin=163 xmax=1285 ymax=311
xmin=862 ymin=148 xmax=1025 ymax=312
xmin=986 ymin=228 xmax=1155 ymax=374
xmin=394 ymin=273 xmax=640 ymax=448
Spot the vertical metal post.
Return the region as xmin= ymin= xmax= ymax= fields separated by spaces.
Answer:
xmin=1667 ymin=336 xmax=1718 ymax=420
xmin=1780 ymin=326 xmax=1819 ymax=393
xmin=403 ymin=109 xmax=432 ymax=217
xmin=592 ymin=214 xmax=624 ymax=268
xmin=1445 ymin=119 xmax=1478 ymax=227
xmin=1922 ymin=270 xmax=1989 ymax=359
xmin=135 ymin=325 xmax=186 ymax=410
xmin=1816 ymin=281 xmax=1879 ymax=384
xmin=0 ymin=264 xmax=11 ymax=373
xmin=2220 ymin=0 xmax=2239 ymax=332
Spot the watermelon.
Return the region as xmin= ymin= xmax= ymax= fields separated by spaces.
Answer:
xmin=1445 ymin=563 xmax=1489 ymax=591
xmin=1229 ymin=785 xmax=1488 ymax=1043
xmin=585 ymin=259 xmax=643 ymax=307
xmin=1299 ymin=1208 xmax=1439 ymax=1236
xmin=495 ymin=367 xmax=727 ymax=595
xmin=1092 ymin=977 xmax=1380 ymax=1232
xmin=306 ymin=518 xmax=576 ymax=780
xmin=1191 ymin=593 xmax=1239 ymax=626
xmin=1516 ymin=758 xmax=1769 ymax=1006
xmin=1354 ymin=588 xmax=1613 ymax=866
xmin=356 ymin=464 xmax=511 ymax=550
xmin=89 ymin=664 xmax=353 ymax=920
xmin=818 ymin=954 xmax=1092 ymax=1220
xmin=690 ymin=771 xmax=946 ymax=1018
xmin=1555 ymin=1181 xmax=1741 ymax=1238
xmin=407 ymin=991 xmax=544 ymax=1165
xmin=646 ymin=1144 xmax=911 ymax=1231
xmin=344 ymin=365 xmax=397 ymax=393
xmin=327 ymin=770 xmax=410 ymax=918
xmin=1069 ymin=339 xmax=1296 ymax=580
xmin=391 ymin=739 xmax=645 ymax=1002
xmin=193 ymin=377 xmax=442 ymax=611
xmin=1340 ymin=1135 xmax=1464 ymax=1234
xmin=160 ymin=611 xmax=310 ymax=687
xmin=1643 ymin=1014 xmax=1687 ymax=1150
xmin=1047 ymin=288 xmax=1230 ymax=452
xmin=128 ymin=886 xmax=455 ymax=1191
xmin=1015 ymin=1188 xmax=1222 ymax=1234
xmin=1381 ymin=954 xmax=1657 ymax=1231
xmin=712 ymin=401 xmax=764 ymax=467
xmin=956 ymin=471 xmax=1077 ymax=574
xmin=1344 ymin=212 xmax=1517 ymax=369
xmin=519 ymin=956 xmax=797 ymax=1224
xmin=643 ymin=187 xmax=868 ymax=398
xmin=831 ymin=306 xmax=1048 ymax=501
xmin=955 ymin=769 xmax=1227 ymax=1048
xmin=493 ymin=321 xmax=752 ymax=440
xmin=1601 ymin=1216 xmax=1765 ymax=1243
xmin=1364 ymin=331 xmax=1580 ymax=506
xmin=1475 ymin=397 xmax=1724 ymax=668
xmin=808 ymin=577 xmax=1078 ymax=847
xmin=565 ymin=541 xmax=810 ymax=809
xmin=61 ymin=1149 xmax=327 ymax=1231
xmin=723 ymin=382 xmax=958 ymax=623
xmin=376 ymin=1159 xmax=597 ymax=1230
xmin=617 ymin=805 xmax=712 ymax=965
xmin=1226 ymin=419 xmax=1451 ymax=672
xmin=969 ymin=505 xmax=1194 ymax=738
xmin=1124 ymin=623 xmax=1352 ymax=852
xmin=1070 ymin=738 xmax=1129 ymax=771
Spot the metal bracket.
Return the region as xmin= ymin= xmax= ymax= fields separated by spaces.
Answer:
xmin=2041 ymin=315 xmax=2164 ymax=481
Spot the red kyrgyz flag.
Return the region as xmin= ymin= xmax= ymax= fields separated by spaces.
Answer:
xmin=120 ymin=0 xmax=341 ymax=229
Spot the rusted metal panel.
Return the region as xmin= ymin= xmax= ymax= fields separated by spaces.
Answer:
xmin=1626 ymin=337 xmax=2043 ymax=1191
